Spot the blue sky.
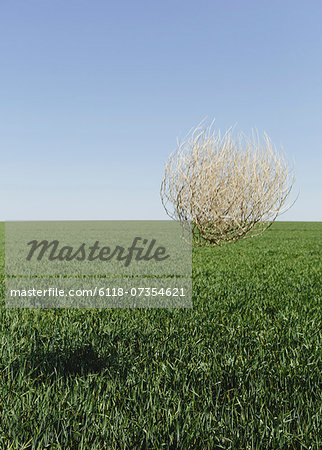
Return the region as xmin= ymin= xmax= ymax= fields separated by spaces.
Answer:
xmin=0 ymin=0 xmax=321 ymax=220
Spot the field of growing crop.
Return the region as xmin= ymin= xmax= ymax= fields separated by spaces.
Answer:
xmin=0 ymin=222 xmax=321 ymax=448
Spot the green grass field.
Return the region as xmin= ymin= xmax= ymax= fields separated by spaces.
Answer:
xmin=0 ymin=222 xmax=321 ymax=448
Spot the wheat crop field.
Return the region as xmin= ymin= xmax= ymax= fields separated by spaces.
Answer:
xmin=0 ymin=222 xmax=321 ymax=448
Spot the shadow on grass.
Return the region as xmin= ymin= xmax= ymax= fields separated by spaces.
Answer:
xmin=8 ymin=329 xmax=147 ymax=382
xmin=15 ymin=344 xmax=114 ymax=379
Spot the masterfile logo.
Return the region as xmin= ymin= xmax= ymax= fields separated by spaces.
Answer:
xmin=26 ymin=237 xmax=170 ymax=267
xmin=5 ymin=221 xmax=192 ymax=308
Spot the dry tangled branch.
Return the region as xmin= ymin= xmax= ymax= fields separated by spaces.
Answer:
xmin=160 ymin=123 xmax=295 ymax=246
